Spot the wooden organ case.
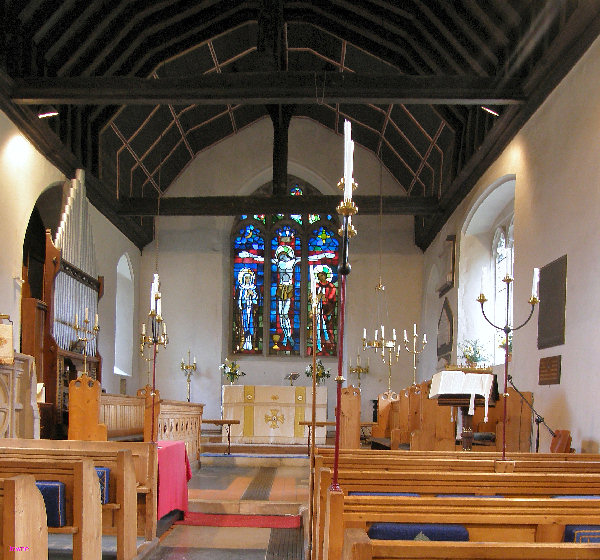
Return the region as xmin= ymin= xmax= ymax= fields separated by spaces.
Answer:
xmin=21 ymin=170 xmax=103 ymax=438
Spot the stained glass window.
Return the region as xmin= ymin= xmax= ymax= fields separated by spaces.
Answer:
xmin=232 ymin=223 xmax=264 ymax=354
xmin=270 ymin=226 xmax=302 ymax=355
xmin=231 ymin=177 xmax=340 ymax=357
xmin=307 ymin=226 xmax=340 ymax=356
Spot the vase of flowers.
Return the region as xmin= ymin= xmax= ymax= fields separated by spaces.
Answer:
xmin=458 ymin=339 xmax=488 ymax=367
xmin=220 ymin=358 xmax=246 ymax=385
xmin=305 ymin=359 xmax=331 ymax=385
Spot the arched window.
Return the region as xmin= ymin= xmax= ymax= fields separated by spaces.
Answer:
xmin=114 ymin=253 xmax=134 ymax=376
xmin=230 ymin=178 xmax=340 ymax=357
xmin=492 ymin=220 xmax=514 ymax=364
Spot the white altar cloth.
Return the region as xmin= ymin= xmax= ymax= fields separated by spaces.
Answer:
xmin=222 ymin=384 xmax=327 ymax=444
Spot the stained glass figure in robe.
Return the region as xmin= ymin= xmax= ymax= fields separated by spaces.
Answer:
xmin=233 ymin=223 xmax=264 ymax=354
xmin=307 ymin=225 xmax=339 ymax=356
xmin=271 ymin=227 xmax=301 ymax=354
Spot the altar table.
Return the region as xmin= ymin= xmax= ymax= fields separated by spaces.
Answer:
xmin=157 ymin=440 xmax=191 ymax=519
xmin=222 ymin=384 xmax=327 ymax=444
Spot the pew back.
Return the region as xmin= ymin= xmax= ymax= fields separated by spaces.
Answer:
xmin=0 ymin=475 xmax=48 ymax=559
xmin=0 ymin=438 xmax=157 ymax=542
xmin=0 ymin=458 xmax=101 ymax=560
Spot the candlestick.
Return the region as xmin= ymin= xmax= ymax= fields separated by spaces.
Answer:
xmin=478 ymin=273 xmax=538 ymax=460
xmin=403 ymin=324 xmax=427 ymax=386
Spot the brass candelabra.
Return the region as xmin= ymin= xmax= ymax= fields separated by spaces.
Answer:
xmin=348 ymin=352 xmax=369 ymax=388
xmin=72 ymin=308 xmax=99 ymax=376
xmin=180 ymin=349 xmax=197 ymax=402
xmin=403 ymin=324 xmax=427 ymax=385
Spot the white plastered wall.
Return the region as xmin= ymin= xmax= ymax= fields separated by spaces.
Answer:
xmin=140 ymin=117 xmax=424 ymax=421
xmin=420 ymin=34 xmax=600 ymax=453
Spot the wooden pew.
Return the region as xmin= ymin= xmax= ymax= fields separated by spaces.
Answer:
xmin=328 ymin=494 xmax=600 ymax=560
xmin=69 ymin=381 xmax=204 ymax=462
xmin=0 ymin=458 xmax=101 ymax=560
xmin=0 ymin=438 xmax=157 ymax=543
xmin=313 ymin=453 xmax=600 ymax=560
xmin=342 ymin=528 xmax=600 ymax=560
xmin=0 ymin=475 xmax=48 ymax=559
xmin=0 ymin=442 xmax=137 ymax=559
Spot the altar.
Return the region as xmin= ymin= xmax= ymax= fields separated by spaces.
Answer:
xmin=222 ymin=384 xmax=327 ymax=445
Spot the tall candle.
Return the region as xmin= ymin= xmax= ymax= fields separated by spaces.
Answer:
xmin=94 ymin=313 xmax=99 ymax=328
xmin=413 ymin=323 xmax=417 ymax=336
xmin=344 ymin=120 xmax=354 ymax=201
xmin=393 ymin=328 xmax=396 ymax=341
xmin=310 ymin=265 xmax=316 ymax=302
xmin=480 ymin=266 xmax=487 ymax=295
xmin=423 ymin=333 xmax=427 ymax=344
xmin=532 ymin=267 xmax=540 ymax=298
xmin=75 ymin=313 xmax=78 ymax=328
xmin=381 ymin=325 xmax=385 ymax=339
xmin=156 ymin=294 xmax=161 ymax=317
xmin=142 ymin=323 xmax=146 ymax=335
xmin=363 ymin=328 xmax=367 ymax=339
xmin=85 ymin=307 xmax=88 ymax=322
xmin=403 ymin=329 xmax=408 ymax=342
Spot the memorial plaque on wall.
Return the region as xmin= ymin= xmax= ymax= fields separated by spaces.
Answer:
xmin=539 ymin=355 xmax=561 ymax=385
xmin=537 ymin=254 xmax=567 ymax=349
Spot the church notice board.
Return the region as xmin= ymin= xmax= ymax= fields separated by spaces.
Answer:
xmin=221 ymin=384 xmax=327 ymax=444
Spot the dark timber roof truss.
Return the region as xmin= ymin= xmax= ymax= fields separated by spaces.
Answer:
xmin=2 ymin=1 xmax=600 ymax=250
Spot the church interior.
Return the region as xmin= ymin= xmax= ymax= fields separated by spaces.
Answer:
xmin=2 ymin=1 xmax=600 ymax=558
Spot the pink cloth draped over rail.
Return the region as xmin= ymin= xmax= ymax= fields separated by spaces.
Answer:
xmin=157 ymin=440 xmax=191 ymax=519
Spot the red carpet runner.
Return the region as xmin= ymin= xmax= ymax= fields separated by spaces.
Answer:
xmin=177 ymin=512 xmax=301 ymax=529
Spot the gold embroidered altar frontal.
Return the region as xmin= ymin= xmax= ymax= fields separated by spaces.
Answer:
xmin=221 ymin=385 xmax=327 ymax=444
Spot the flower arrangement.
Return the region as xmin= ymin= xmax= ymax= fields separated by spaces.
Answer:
xmin=458 ymin=339 xmax=488 ymax=366
xmin=220 ymin=358 xmax=246 ymax=384
xmin=499 ymin=333 xmax=513 ymax=354
xmin=305 ymin=359 xmax=331 ymax=384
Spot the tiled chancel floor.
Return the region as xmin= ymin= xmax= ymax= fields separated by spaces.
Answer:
xmin=145 ymin=457 xmax=309 ymax=560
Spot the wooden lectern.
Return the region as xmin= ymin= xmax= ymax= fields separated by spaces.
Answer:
xmin=430 ymin=368 xmax=497 ymax=451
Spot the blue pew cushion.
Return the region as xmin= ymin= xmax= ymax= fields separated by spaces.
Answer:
xmin=35 ymin=481 xmax=65 ymax=527
xmin=368 ymin=522 xmax=469 ymax=541
xmin=95 ymin=466 xmax=110 ymax=504
xmin=349 ymin=491 xmax=419 ymax=497
xmin=564 ymin=525 xmax=600 ymax=543
xmin=552 ymin=495 xmax=600 ymax=499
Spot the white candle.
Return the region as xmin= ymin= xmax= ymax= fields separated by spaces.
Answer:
xmin=142 ymin=323 xmax=146 ymax=335
xmin=94 ymin=314 xmax=99 ymax=328
xmin=480 ymin=266 xmax=487 ymax=295
xmin=151 ymin=273 xmax=159 ymax=310
xmin=413 ymin=323 xmax=417 ymax=336
xmin=423 ymin=333 xmax=427 ymax=344
xmin=363 ymin=328 xmax=367 ymax=339
xmin=310 ymin=265 xmax=316 ymax=301
xmin=532 ymin=267 xmax=540 ymax=298
xmin=193 ymin=356 xmax=196 ymax=365
xmin=74 ymin=313 xmax=78 ymax=328
xmin=375 ymin=329 xmax=378 ymax=340
xmin=344 ymin=120 xmax=354 ymax=201
xmin=156 ymin=293 xmax=161 ymax=317
xmin=381 ymin=325 xmax=385 ymax=339
xmin=85 ymin=307 xmax=88 ymax=322
xmin=403 ymin=329 xmax=408 ymax=342
xmin=393 ymin=328 xmax=396 ymax=341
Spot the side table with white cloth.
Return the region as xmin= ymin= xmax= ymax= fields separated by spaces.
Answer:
xmin=429 ymin=369 xmax=497 ymax=451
